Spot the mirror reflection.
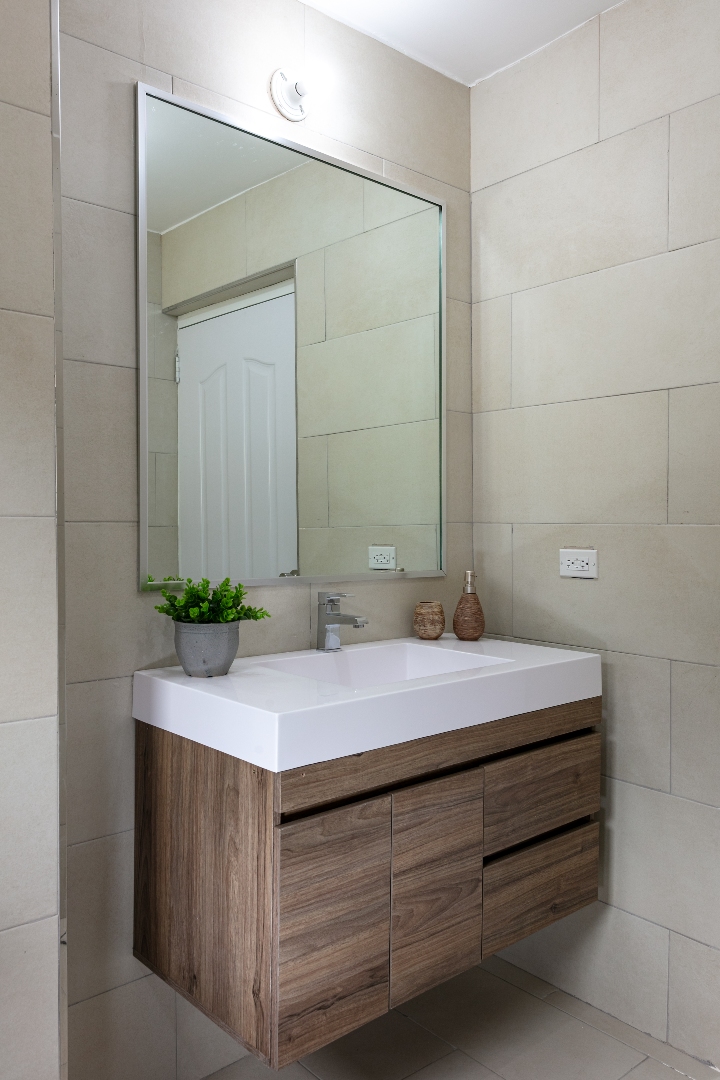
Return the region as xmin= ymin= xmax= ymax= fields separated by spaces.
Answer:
xmin=144 ymin=95 xmax=443 ymax=584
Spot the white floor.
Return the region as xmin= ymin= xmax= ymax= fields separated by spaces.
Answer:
xmin=205 ymin=958 xmax=718 ymax=1080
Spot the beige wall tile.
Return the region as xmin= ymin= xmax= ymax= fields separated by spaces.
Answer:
xmin=669 ymin=932 xmax=720 ymax=1066
xmin=148 ymin=377 xmax=177 ymax=454
xmin=473 ymin=119 xmax=668 ymax=301
xmin=446 ymin=410 xmax=472 ymax=523
xmin=161 ymin=193 xmax=247 ymax=309
xmin=512 ymin=241 xmax=720 ymax=407
xmin=296 ymin=249 xmax=326 ymax=348
xmin=233 ymin=584 xmax=312 ymax=657
xmin=512 ymin=525 xmax=720 ymax=665
xmin=471 ymin=19 xmax=599 ymax=191
xmin=472 ymin=524 xmax=512 ymax=636
xmin=0 ymin=517 xmax=57 ymax=722
xmin=472 ymin=297 xmax=511 ymax=412
xmin=501 ymin=901 xmax=669 ymax=1041
xmin=297 ymin=316 xmax=437 ymax=437
xmin=382 ymin=162 xmax=471 ymax=305
xmin=65 ymin=522 xmax=176 ymax=682
xmin=446 ymin=300 xmax=471 ymax=414
xmin=305 ymin=8 xmax=470 ymax=191
xmin=444 ymin=521 xmax=473 ymax=590
xmin=64 ymin=361 xmax=138 ymax=523
xmin=308 ymin=576 xmax=457 ymax=648
xmin=0 ymin=0 xmax=50 ymax=113
xmin=66 ymin=678 xmax=134 ymax=845
xmin=153 ymin=454 xmax=178 ymax=528
xmin=59 ymin=34 xmax=171 ymax=213
xmin=176 ymin=993 xmax=247 ymax=1080
xmin=0 ymin=918 xmax=59 ymax=1080
xmin=246 ymin=161 xmax=364 ymax=276
xmin=600 ymin=0 xmax=720 ymax=139
xmin=0 ymin=102 xmax=53 ymax=316
xmin=148 ymin=525 xmax=179 ymax=581
xmin=68 ymin=974 xmax=176 ymax=1080
xmin=59 ymin=0 xmax=144 ymax=65
xmin=67 ymin=831 xmax=145 ymax=1004
xmin=325 ymin=208 xmax=440 ymax=339
xmin=299 ymin=525 xmax=439 ymax=576
xmin=474 ymin=393 xmax=668 ymax=525
xmin=602 ymin=651 xmax=670 ymax=792
xmin=62 ymin=199 xmax=137 ymax=368
xmin=670 ymin=94 xmax=720 ymax=250
xmin=603 ymin=778 xmax=720 ymax=950
xmin=0 ymin=310 xmax=55 ymax=516
xmin=669 ymin=383 xmax=720 ymax=525
xmin=363 ymin=180 xmax=428 ymax=231
xmin=328 ymin=420 xmax=440 ymax=527
xmin=297 ymin=436 xmax=328 ymax=530
xmin=671 ymin=661 xmax=720 ymax=807
xmin=0 ymin=717 xmax=58 ymax=931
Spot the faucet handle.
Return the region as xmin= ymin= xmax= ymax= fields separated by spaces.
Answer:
xmin=319 ymin=591 xmax=353 ymax=603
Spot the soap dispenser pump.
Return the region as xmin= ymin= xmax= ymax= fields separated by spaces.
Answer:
xmin=453 ymin=571 xmax=485 ymax=641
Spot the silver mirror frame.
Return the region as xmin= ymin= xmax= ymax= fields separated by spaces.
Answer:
xmin=136 ymin=82 xmax=447 ymax=592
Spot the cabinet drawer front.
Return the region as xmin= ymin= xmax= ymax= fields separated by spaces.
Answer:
xmin=483 ymin=733 xmax=601 ymax=856
xmin=274 ymin=796 xmax=391 ymax=1068
xmin=482 ymin=821 xmax=599 ymax=957
xmin=391 ymin=767 xmax=483 ymax=1008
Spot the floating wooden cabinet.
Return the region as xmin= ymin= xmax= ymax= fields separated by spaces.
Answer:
xmin=134 ymin=696 xmax=602 ymax=1070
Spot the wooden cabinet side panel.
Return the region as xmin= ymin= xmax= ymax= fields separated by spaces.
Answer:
xmin=482 ymin=822 xmax=600 ymax=957
xmin=483 ymin=733 xmax=601 ymax=856
xmin=134 ymin=722 xmax=274 ymax=1059
xmin=279 ymin=698 xmax=602 ymax=816
xmin=274 ymin=797 xmax=392 ymax=1068
xmin=390 ymin=768 xmax=484 ymax=1008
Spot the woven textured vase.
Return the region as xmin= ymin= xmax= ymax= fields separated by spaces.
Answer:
xmin=413 ymin=601 xmax=445 ymax=640
xmin=453 ymin=570 xmax=485 ymax=641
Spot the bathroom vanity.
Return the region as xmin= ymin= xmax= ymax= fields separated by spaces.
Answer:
xmin=133 ymin=637 xmax=602 ymax=1069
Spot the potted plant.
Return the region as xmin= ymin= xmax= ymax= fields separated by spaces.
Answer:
xmin=155 ymin=577 xmax=270 ymax=677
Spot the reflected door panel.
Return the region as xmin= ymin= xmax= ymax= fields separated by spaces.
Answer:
xmin=177 ymin=293 xmax=297 ymax=580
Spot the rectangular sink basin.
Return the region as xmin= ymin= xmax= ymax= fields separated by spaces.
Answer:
xmin=252 ymin=641 xmax=510 ymax=690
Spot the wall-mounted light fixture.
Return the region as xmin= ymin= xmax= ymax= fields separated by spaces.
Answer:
xmin=270 ymin=69 xmax=309 ymax=122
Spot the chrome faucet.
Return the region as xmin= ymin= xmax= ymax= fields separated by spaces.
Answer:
xmin=317 ymin=592 xmax=368 ymax=652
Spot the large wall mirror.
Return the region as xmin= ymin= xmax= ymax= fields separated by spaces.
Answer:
xmin=137 ymin=85 xmax=445 ymax=589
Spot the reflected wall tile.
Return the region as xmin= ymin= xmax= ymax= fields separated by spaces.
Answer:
xmin=0 ymin=0 xmax=51 ymax=114
xmin=162 ymin=194 xmax=247 ymax=309
xmin=501 ymin=901 xmax=669 ymax=1041
xmin=472 ymin=297 xmax=511 ymax=412
xmin=296 ymin=249 xmax=326 ymax=348
xmin=0 ymin=310 xmax=56 ymax=516
xmin=299 ymin=525 xmax=438 ymax=576
xmin=511 ymin=242 xmax=720 ymax=407
xmin=62 ymin=199 xmax=137 ymax=368
xmin=66 ymin=677 xmax=135 ymax=845
xmin=176 ymin=993 xmax=247 ymax=1080
xmin=153 ymin=454 xmax=178 ymax=528
xmin=600 ymin=0 xmax=720 ymax=139
xmin=603 ymin=778 xmax=720 ymax=950
xmin=601 ymin=651 xmax=670 ymax=792
xmin=471 ymin=19 xmax=599 ymax=191
xmin=512 ymin=525 xmax=720 ymax=665
xmin=0 ymin=918 xmax=59 ymax=1080
xmin=148 ymin=526 xmax=179 ymax=581
xmin=64 ymin=360 xmax=138 ymax=523
xmin=671 ymin=661 xmax=720 ymax=807
xmin=668 ymin=383 xmax=720 ymax=525
xmin=147 ymin=231 xmax=162 ymax=307
xmin=472 ymin=524 xmax=512 ymax=637
xmin=59 ymin=34 xmax=171 ymax=213
xmin=147 ymin=378 xmax=178 ymax=454
xmin=445 ymin=300 xmax=471 ymax=414
xmin=669 ymin=94 xmax=720 ymax=250
xmin=668 ymin=932 xmax=720 ymax=1067
xmin=363 ymin=180 xmax=428 ymax=231
xmin=446 ymin=410 xmax=472 ymax=524
xmin=67 ymin=831 xmax=146 ymax=1004
xmin=0 ymin=102 xmax=53 ymax=317
xmin=305 ymin=8 xmax=470 ymax=191
xmin=473 ymin=119 xmax=668 ymax=300
xmin=297 ymin=436 xmax=328 ymax=530
xmin=0 ymin=717 xmax=58 ymax=932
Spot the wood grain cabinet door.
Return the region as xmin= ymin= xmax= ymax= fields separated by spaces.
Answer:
xmin=390 ymin=767 xmax=484 ymax=1008
xmin=273 ymin=796 xmax=392 ymax=1068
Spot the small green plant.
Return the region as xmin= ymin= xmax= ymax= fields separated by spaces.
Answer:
xmin=155 ymin=577 xmax=270 ymax=624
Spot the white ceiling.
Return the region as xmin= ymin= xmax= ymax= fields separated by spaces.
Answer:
xmin=303 ymin=0 xmax=615 ymax=85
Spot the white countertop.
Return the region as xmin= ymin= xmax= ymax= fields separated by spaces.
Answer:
xmin=132 ymin=636 xmax=601 ymax=772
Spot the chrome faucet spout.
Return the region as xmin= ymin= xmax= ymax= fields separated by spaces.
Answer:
xmin=316 ymin=593 xmax=369 ymax=651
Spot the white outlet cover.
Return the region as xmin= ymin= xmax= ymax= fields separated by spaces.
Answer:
xmin=369 ymin=545 xmax=397 ymax=569
xmin=560 ymin=548 xmax=598 ymax=578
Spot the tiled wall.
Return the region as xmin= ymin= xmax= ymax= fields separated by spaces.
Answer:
xmin=59 ymin=2 xmax=470 ymax=1077
xmin=471 ymin=0 xmax=720 ymax=1065
xmin=0 ymin=0 xmax=60 ymax=1076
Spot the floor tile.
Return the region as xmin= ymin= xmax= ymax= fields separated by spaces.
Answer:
xmin=301 ymin=1010 xmax=453 ymax=1080
xmin=204 ymin=1057 xmax=315 ymax=1078
xmin=623 ymin=1059 xmax=692 ymax=1079
xmin=479 ymin=957 xmax=556 ymax=1000
xmin=407 ymin=1050 xmax=501 ymax=1079
xmin=498 ymin=1017 xmax=644 ymax=1080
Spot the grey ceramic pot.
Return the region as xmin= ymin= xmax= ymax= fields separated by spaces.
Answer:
xmin=174 ymin=621 xmax=240 ymax=677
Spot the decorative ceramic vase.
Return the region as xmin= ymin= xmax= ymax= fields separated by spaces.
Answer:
xmin=453 ymin=571 xmax=485 ymax=641
xmin=174 ymin=621 xmax=240 ymax=677
xmin=413 ymin=601 xmax=445 ymax=640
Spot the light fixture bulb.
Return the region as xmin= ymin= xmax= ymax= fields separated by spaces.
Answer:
xmin=270 ymin=69 xmax=310 ymax=122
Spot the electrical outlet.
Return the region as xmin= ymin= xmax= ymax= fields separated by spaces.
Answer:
xmin=369 ymin=545 xmax=396 ymax=570
xmin=560 ymin=548 xmax=598 ymax=578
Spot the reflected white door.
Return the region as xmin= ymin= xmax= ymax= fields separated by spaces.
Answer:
xmin=177 ymin=292 xmax=297 ymax=580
